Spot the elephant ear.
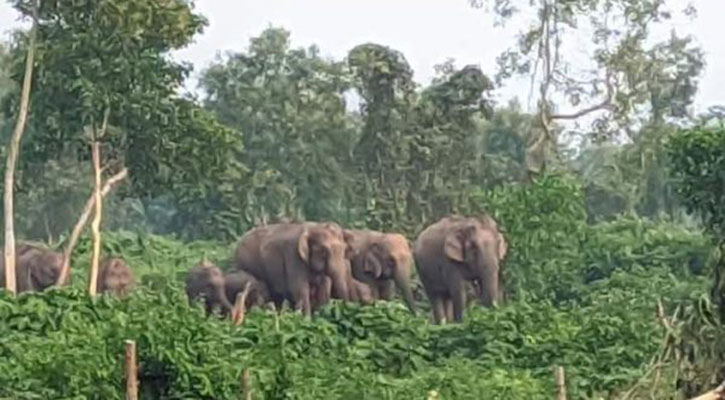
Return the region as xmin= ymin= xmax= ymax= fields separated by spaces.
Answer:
xmin=363 ymin=242 xmax=384 ymax=278
xmin=497 ymin=231 xmax=508 ymax=261
xmin=445 ymin=224 xmax=477 ymax=263
xmin=443 ymin=231 xmax=465 ymax=263
xmin=343 ymin=230 xmax=358 ymax=259
xmin=297 ymin=228 xmax=311 ymax=263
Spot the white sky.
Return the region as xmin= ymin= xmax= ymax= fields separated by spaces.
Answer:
xmin=1 ymin=0 xmax=723 ymax=114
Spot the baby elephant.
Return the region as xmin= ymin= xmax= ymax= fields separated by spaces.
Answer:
xmin=224 ymin=269 xmax=271 ymax=311
xmin=97 ymin=257 xmax=136 ymax=296
xmin=185 ymin=260 xmax=234 ymax=316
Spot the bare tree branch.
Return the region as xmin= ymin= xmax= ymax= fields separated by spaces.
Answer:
xmin=56 ymin=167 xmax=128 ymax=286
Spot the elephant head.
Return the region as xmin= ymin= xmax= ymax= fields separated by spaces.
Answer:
xmin=442 ymin=218 xmax=505 ymax=307
xmin=298 ymin=222 xmax=350 ymax=301
xmin=350 ymin=231 xmax=416 ymax=313
xmin=97 ymin=257 xmax=136 ymax=296
xmin=185 ymin=260 xmax=234 ymax=316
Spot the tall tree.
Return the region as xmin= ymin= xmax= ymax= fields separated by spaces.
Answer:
xmin=347 ymin=43 xmax=417 ymax=230
xmin=4 ymin=0 xmax=245 ymax=260
xmin=200 ymin=27 xmax=356 ymax=226
xmin=3 ymin=0 xmax=37 ymax=294
xmin=408 ymin=63 xmax=495 ymax=223
xmin=470 ymin=0 xmax=705 ymax=179
xmin=667 ymin=127 xmax=725 ymax=321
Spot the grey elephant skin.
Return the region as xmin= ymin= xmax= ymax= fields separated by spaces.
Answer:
xmin=0 ymin=243 xmax=68 ymax=293
xmin=232 ymin=221 xmax=351 ymax=317
xmin=185 ymin=260 xmax=234 ymax=316
xmin=97 ymin=257 xmax=136 ymax=296
xmin=345 ymin=229 xmax=416 ymax=314
xmin=414 ymin=215 xmax=507 ymax=324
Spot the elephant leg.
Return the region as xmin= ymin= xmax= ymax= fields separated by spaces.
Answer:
xmin=290 ymin=284 xmax=312 ymax=318
xmin=444 ymin=299 xmax=454 ymax=324
xmin=446 ymin=276 xmax=466 ymax=323
xmin=431 ymin=296 xmax=446 ymax=325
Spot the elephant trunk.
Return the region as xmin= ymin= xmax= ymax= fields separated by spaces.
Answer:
xmin=215 ymin=282 xmax=234 ymax=313
xmin=328 ymin=259 xmax=350 ymax=301
xmin=394 ymin=266 xmax=416 ymax=315
xmin=477 ymin=251 xmax=500 ymax=308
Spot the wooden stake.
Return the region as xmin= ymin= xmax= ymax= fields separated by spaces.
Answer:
xmin=56 ymin=168 xmax=127 ymax=286
xmin=3 ymin=0 xmax=38 ymax=294
xmin=242 ymin=368 xmax=252 ymax=400
xmin=555 ymin=366 xmax=567 ymax=400
xmin=125 ymin=340 xmax=138 ymax=400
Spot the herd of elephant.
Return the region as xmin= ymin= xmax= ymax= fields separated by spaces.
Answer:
xmin=0 ymin=215 xmax=507 ymax=324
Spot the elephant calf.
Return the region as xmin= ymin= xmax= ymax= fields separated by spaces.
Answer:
xmin=185 ymin=260 xmax=234 ymax=316
xmin=414 ymin=215 xmax=507 ymax=324
xmin=97 ymin=257 xmax=136 ymax=296
xmin=0 ymin=243 xmax=67 ymax=293
xmin=224 ymin=269 xmax=271 ymax=311
xmin=344 ymin=229 xmax=416 ymax=314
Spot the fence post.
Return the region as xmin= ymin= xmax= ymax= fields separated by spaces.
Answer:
xmin=242 ymin=368 xmax=252 ymax=400
xmin=554 ymin=365 xmax=567 ymax=400
xmin=125 ymin=340 xmax=138 ymax=400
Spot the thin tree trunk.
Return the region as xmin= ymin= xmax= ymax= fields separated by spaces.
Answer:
xmin=3 ymin=0 xmax=38 ymax=294
xmin=87 ymin=110 xmax=109 ymax=296
xmin=57 ymin=167 xmax=128 ymax=286
xmin=88 ymin=140 xmax=102 ymax=296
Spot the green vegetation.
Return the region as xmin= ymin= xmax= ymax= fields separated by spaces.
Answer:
xmin=0 ymin=178 xmax=716 ymax=398
xmin=0 ymin=0 xmax=723 ymax=398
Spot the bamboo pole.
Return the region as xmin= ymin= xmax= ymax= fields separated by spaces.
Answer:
xmin=3 ymin=0 xmax=39 ymax=294
xmin=125 ymin=340 xmax=138 ymax=400
xmin=555 ymin=366 xmax=567 ymax=400
xmin=56 ymin=168 xmax=128 ymax=286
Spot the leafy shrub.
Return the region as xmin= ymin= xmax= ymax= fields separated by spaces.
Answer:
xmin=583 ymin=216 xmax=712 ymax=281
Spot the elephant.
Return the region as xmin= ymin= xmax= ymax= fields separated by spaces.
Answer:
xmin=232 ymin=221 xmax=351 ymax=317
xmin=224 ymin=269 xmax=271 ymax=311
xmin=414 ymin=215 xmax=507 ymax=324
xmin=344 ymin=229 xmax=416 ymax=313
xmin=0 ymin=243 xmax=67 ymax=293
xmin=185 ymin=260 xmax=233 ymax=316
xmin=97 ymin=257 xmax=136 ymax=296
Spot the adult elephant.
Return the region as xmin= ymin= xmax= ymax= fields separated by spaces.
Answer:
xmin=344 ymin=229 xmax=416 ymax=314
xmin=0 ymin=243 xmax=67 ymax=293
xmin=414 ymin=215 xmax=507 ymax=324
xmin=233 ymin=221 xmax=350 ymax=317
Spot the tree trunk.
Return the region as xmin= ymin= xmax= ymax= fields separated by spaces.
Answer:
xmin=3 ymin=1 xmax=38 ymax=294
xmin=88 ymin=139 xmax=103 ymax=296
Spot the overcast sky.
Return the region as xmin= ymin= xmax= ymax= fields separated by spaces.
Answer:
xmin=1 ymin=0 xmax=723 ymax=114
